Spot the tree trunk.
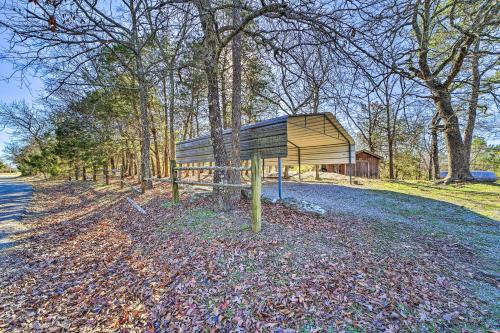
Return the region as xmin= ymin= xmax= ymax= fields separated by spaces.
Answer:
xmin=82 ymin=165 xmax=87 ymax=181
xmin=433 ymin=89 xmax=472 ymax=182
xmin=136 ymin=58 xmax=153 ymax=189
xmin=128 ymin=152 xmax=133 ymax=177
xmin=388 ymin=139 xmax=395 ymax=179
xmin=431 ymin=113 xmax=440 ymax=179
xmin=315 ymin=165 xmax=320 ymax=180
xmin=206 ymin=58 xmax=228 ymax=207
xmin=163 ymin=133 xmax=169 ymax=178
xmin=434 ymin=90 xmax=472 ymax=183
xmin=104 ymin=161 xmax=110 ymax=185
xmin=195 ymin=0 xmax=229 ymax=208
xmin=150 ymin=113 xmax=162 ymax=178
xmin=151 ymin=156 xmax=155 ymax=177
xmin=182 ymin=106 xmax=193 ymax=140
xmin=463 ymin=40 xmax=480 ymax=170
xmin=168 ymin=68 xmax=176 ymax=161
xmin=428 ymin=156 xmax=432 ymax=180
xmin=121 ymin=154 xmax=126 ymax=179
xmin=230 ymin=0 xmax=242 ymax=202
xmin=385 ymin=103 xmax=395 ymax=179
xmin=133 ymin=146 xmax=139 ymax=180
xmin=220 ymin=48 xmax=229 ymax=129
xmin=162 ymin=77 xmax=170 ymax=178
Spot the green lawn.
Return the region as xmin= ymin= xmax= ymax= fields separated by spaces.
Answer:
xmin=364 ymin=180 xmax=500 ymax=221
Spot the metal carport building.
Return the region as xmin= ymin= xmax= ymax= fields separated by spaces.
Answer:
xmin=176 ymin=112 xmax=355 ymax=197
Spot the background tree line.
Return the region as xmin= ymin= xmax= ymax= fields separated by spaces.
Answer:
xmin=0 ymin=0 xmax=498 ymax=207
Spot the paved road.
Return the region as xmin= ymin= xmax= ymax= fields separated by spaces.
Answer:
xmin=0 ymin=175 xmax=32 ymax=250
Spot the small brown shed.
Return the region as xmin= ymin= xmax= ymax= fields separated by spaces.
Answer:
xmin=323 ymin=150 xmax=381 ymax=179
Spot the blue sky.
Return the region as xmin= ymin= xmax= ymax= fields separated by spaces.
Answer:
xmin=0 ymin=30 xmax=44 ymax=162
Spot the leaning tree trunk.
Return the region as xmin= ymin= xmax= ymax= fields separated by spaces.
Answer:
xmin=433 ymin=89 xmax=472 ymax=182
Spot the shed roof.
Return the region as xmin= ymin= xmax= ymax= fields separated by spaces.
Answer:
xmin=176 ymin=112 xmax=355 ymax=165
xmin=356 ymin=149 xmax=382 ymax=160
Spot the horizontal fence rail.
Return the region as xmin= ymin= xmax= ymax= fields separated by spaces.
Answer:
xmin=174 ymin=166 xmax=251 ymax=171
xmin=169 ymin=152 xmax=262 ymax=232
xmin=175 ymin=180 xmax=251 ymax=188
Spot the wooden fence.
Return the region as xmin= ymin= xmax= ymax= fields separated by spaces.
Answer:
xmin=170 ymin=152 xmax=262 ymax=233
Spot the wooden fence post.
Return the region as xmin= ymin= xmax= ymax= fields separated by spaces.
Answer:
xmin=251 ymin=152 xmax=262 ymax=232
xmin=171 ymin=159 xmax=180 ymax=204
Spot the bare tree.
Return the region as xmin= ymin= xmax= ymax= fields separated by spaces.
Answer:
xmin=0 ymin=101 xmax=48 ymax=150
xmin=409 ymin=0 xmax=498 ymax=182
xmin=0 ymin=0 xmax=165 ymax=190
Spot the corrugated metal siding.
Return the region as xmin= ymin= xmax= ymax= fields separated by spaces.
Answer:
xmin=176 ymin=113 xmax=355 ymax=165
xmin=176 ymin=117 xmax=288 ymax=164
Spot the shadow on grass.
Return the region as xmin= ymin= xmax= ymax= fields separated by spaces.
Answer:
xmin=264 ymin=181 xmax=499 ymax=265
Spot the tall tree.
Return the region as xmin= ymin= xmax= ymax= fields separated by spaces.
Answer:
xmin=409 ymin=0 xmax=498 ymax=182
xmin=230 ymin=0 xmax=243 ymax=200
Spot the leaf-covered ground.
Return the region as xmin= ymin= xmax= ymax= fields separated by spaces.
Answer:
xmin=0 ymin=180 xmax=496 ymax=332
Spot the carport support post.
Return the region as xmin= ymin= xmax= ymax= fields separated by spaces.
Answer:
xmin=348 ymin=144 xmax=352 ymax=185
xmin=251 ymin=152 xmax=262 ymax=233
xmin=278 ymin=157 xmax=283 ymax=200
xmin=298 ymin=147 xmax=302 ymax=182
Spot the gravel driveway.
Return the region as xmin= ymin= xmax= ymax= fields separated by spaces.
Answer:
xmin=262 ymin=180 xmax=498 ymax=231
xmin=263 ymin=181 xmax=402 ymax=221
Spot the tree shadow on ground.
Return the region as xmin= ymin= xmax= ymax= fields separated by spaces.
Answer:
xmin=263 ymin=181 xmax=499 ymax=273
